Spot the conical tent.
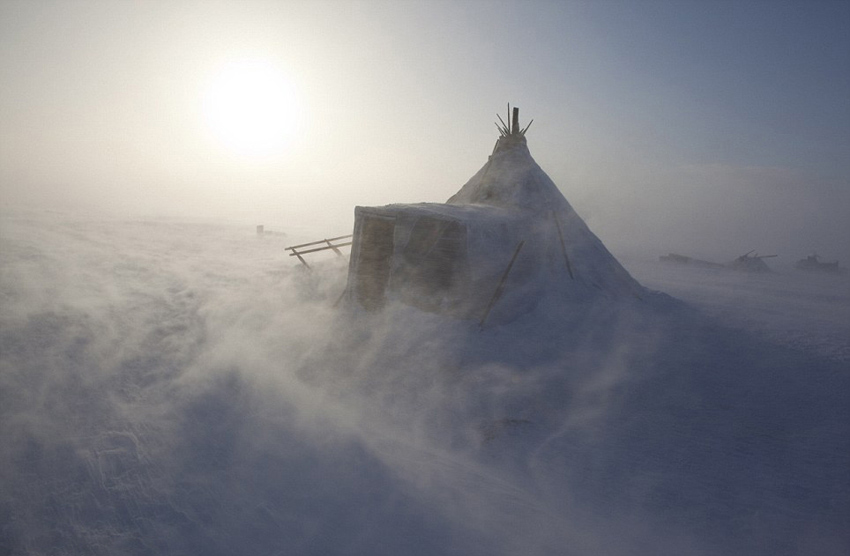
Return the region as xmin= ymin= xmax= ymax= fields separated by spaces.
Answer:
xmin=345 ymin=108 xmax=644 ymax=323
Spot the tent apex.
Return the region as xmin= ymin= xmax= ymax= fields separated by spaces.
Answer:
xmin=496 ymin=105 xmax=531 ymax=139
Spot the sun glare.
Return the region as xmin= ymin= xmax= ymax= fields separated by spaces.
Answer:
xmin=203 ymin=59 xmax=303 ymax=158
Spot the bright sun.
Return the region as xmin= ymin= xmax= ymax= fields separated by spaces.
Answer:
xmin=203 ymin=59 xmax=303 ymax=158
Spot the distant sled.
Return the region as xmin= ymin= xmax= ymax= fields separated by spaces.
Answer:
xmin=727 ymin=251 xmax=777 ymax=273
xmin=794 ymin=254 xmax=846 ymax=275
xmin=659 ymin=253 xmax=724 ymax=269
xmin=660 ymin=250 xmax=777 ymax=273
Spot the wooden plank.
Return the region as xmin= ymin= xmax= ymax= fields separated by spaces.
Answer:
xmin=285 ymin=234 xmax=353 ymax=251
xmin=287 ymin=242 xmax=352 ymax=256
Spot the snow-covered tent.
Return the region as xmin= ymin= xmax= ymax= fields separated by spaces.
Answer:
xmin=345 ymin=108 xmax=644 ymax=323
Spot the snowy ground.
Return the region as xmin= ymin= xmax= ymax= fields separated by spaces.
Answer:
xmin=1 ymin=212 xmax=848 ymax=555
xmin=623 ymin=256 xmax=850 ymax=363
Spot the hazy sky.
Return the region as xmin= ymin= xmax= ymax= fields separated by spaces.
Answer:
xmin=1 ymin=0 xmax=848 ymax=262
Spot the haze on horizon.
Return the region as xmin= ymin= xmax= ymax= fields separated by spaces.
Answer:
xmin=1 ymin=0 xmax=849 ymax=264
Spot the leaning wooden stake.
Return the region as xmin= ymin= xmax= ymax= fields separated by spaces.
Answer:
xmin=292 ymin=250 xmax=311 ymax=269
xmin=552 ymin=212 xmax=574 ymax=279
xmin=479 ymin=240 xmax=525 ymax=328
xmin=496 ymin=114 xmax=510 ymax=136
xmin=333 ymin=287 xmax=348 ymax=307
xmin=325 ymin=239 xmax=343 ymax=257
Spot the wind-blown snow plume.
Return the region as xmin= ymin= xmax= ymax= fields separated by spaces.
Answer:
xmin=1 ymin=211 xmax=848 ymax=555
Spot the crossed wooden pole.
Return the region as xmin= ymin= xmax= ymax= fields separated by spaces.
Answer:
xmin=285 ymin=235 xmax=353 ymax=269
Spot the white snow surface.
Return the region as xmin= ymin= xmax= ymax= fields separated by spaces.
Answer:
xmin=625 ymin=256 xmax=850 ymax=363
xmin=1 ymin=211 xmax=849 ymax=555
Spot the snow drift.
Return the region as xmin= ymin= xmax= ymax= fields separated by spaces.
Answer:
xmin=1 ymin=202 xmax=848 ymax=554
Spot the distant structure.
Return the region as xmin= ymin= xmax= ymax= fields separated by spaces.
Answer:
xmin=660 ymin=250 xmax=778 ymax=273
xmin=795 ymin=254 xmax=845 ymax=275
xmin=727 ymin=251 xmax=777 ymax=273
xmin=344 ymin=106 xmax=644 ymax=325
xmin=659 ymin=253 xmax=724 ymax=269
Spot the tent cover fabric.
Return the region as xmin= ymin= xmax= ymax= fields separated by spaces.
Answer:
xmin=345 ymin=120 xmax=645 ymax=323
